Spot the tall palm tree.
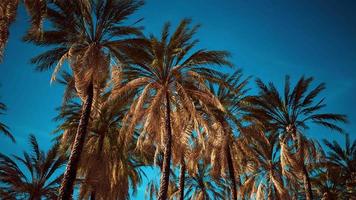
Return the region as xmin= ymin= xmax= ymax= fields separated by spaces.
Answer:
xmin=204 ymin=69 xmax=249 ymax=200
xmin=0 ymin=102 xmax=14 ymax=142
xmin=245 ymin=76 xmax=347 ymax=200
xmin=25 ymin=0 xmax=144 ymax=198
xmin=115 ymin=19 xmax=232 ymax=200
xmin=0 ymin=0 xmax=46 ymax=61
xmin=323 ymin=134 xmax=356 ymax=197
xmin=53 ymin=71 xmax=149 ymax=199
xmin=0 ymin=134 xmax=67 ymax=199
xmin=58 ymin=97 xmax=147 ymax=199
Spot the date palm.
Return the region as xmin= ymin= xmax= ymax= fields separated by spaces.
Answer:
xmin=205 ymin=69 xmax=249 ymax=200
xmin=54 ymin=71 xmax=149 ymax=199
xmin=323 ymin=134 xmax=356 ymax=197
xmin=245 ymin=76 xmax=347 ymax=200
xmin=115 ymin=19 xmax=232 ymax=200
xmin=0 ymin=134 xmax=66 ymax=199
xmin=66 ymin=100 xmax=146 ymax=200
xmin=0 ymin=102 xmax=14 ymax=142
xmin=25 ymin=0 xmax=144 ymax=198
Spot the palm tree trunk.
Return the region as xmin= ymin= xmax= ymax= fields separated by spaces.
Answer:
xmin=302 ymin=165 xmax=313 ymax=200
xmin=178 ymin=156 xmax=186 ymax=200
xmin=221 ymin=120 xmax=238 ymax=200
xmin=226 ymin=144 xmax=237 ymax=200
xmin=58 ymin=82 xmax=94 ymax=200
xmin=157 ymin=91 xmax=172 ymax=200
xmin=295 ymin=131 xmax=313 ymax=200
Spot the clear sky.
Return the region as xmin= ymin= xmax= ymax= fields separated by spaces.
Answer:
xmin=0 ymin=0 xmax=355 ymax=199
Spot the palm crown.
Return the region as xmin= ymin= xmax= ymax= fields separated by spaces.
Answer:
xmin=246 ymin=76 xmax=347 ymax=136
xmin=323 ymin=134 xmax=356 ymax=197
xmin=26 ymin=0 xmax=145 ymax=98
xmin=114 ymin=18 xmax=232 ymax=199
xmin=0 ymin=135 xmax=66 ymax=199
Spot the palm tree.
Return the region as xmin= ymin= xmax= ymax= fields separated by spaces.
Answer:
xmin=53 ymin=71 xmax=149 ymax=199
xmin=0 ymin=0 xmax=46 ymax=61
xmin=204 ymin=69 xmax=249 ymax=200
xmin=59 ymin=98 xmax=147 ymax=199
xmin=0 ymin=134 xmax=67 ymax=199
xmin=245 ymin=76 xmax=347 ymax=200
xmin=25 ymin=0 xmax=144 ymax=198
xmin=0 ymin=102 xmax=14 ymax=142
xmin=115 ymin=19 xmax=232 ymax=200
xmin=239 ymin=125 xmax=289 ymax=200
xmin=323 ymin=134 xmax=356 ymax=197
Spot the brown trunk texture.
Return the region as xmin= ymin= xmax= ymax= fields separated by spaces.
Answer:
xmin=226 ymin=144 xmax=237 ymax=200
xmin=58 ymin=82 xmax=94 ymax=200
xmin=157 ymin=91 xmax=172 ymax=200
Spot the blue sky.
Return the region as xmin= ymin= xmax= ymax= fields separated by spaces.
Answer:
xmin=0 ymin=0 xmax=355 ymax=199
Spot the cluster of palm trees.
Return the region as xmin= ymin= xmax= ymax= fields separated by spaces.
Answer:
xmin=0 ymin=0 xmax=355 ymax=199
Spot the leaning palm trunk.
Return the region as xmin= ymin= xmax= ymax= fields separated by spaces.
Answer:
xmin=158 ymin=91 xmax=173 ymax=200
xmin=226 ymin=144 xmax=237 ymax=200
xmin=58 ymin=82 xmax=94 ymax=200
xmin=178 ymin=156 xmax=186 ymax=200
